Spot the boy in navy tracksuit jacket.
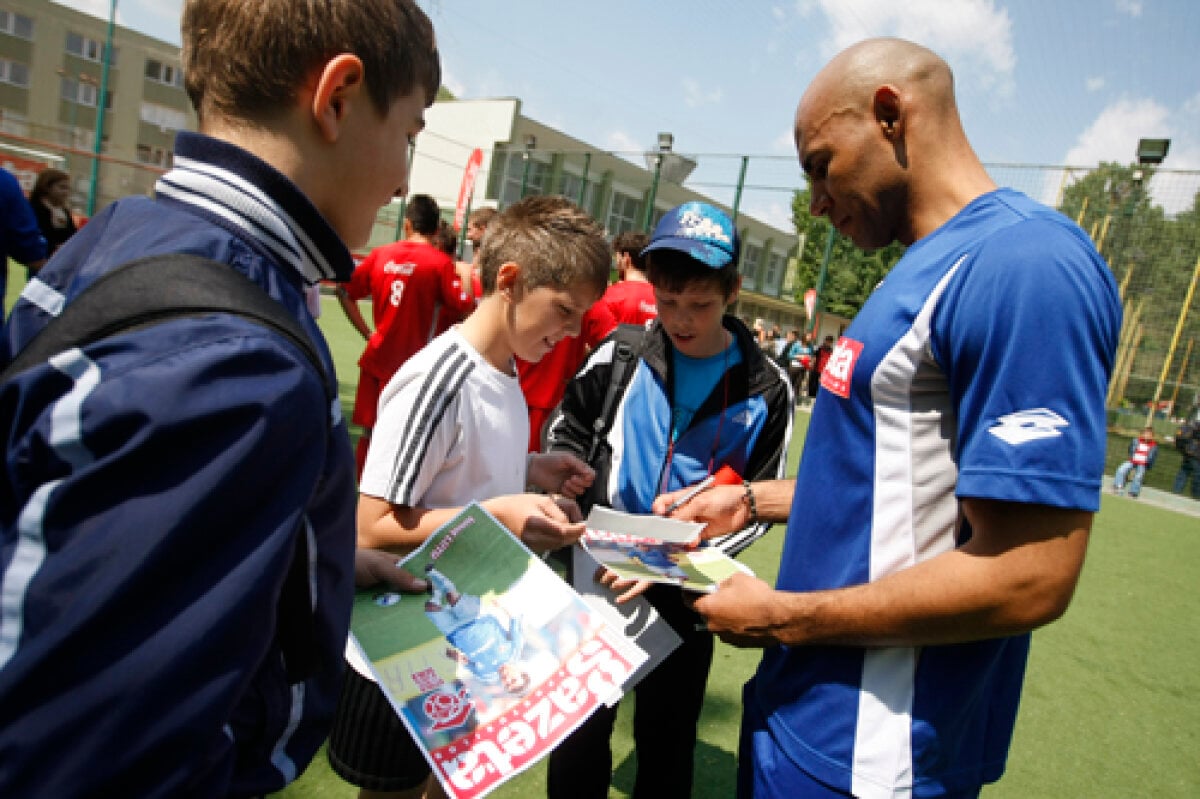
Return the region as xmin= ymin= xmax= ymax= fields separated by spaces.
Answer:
xmin=545 ymin=202 xmax=793 ymax=798
xmin=0 ymin=2 xmax=440 ymax=796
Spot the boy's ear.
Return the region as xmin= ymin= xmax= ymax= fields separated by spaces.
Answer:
xmin=495 ymin=262 xmax=521 ymax=295
xmin=312 ymin=54 xmax=366 ymax=143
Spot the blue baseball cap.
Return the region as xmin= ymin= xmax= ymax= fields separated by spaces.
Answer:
xmin=641 ymin=201 xmax=740 ymax=269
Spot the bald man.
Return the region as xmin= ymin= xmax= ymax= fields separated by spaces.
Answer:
xmin=656 ymin=38 xmax=1121 ymax=798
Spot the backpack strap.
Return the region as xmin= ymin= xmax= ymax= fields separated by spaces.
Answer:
xmin=585 ymin=323 xmax=645 ymax=463
xmin=2 ymin=253 xmax=335 ymax=406
xmin=3 ymin=252 xmax=336 ymax=683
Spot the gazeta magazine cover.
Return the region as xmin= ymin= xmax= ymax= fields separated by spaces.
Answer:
xmin=349 ymin=503 xmax=648 ymax=799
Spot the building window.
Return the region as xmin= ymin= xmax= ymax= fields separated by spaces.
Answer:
xmin=0 ymin=10 xmax=34 ymax=39
xmin=0 ymin=109 xmax=28 ymax=137
xmin=66 ymin=32 xmax=119 ymax=66
xmin=0 ymin=58 xmax=29 ymax=88
xmin=606 ymin=190 xmax=643 ymax=236
xmin=498 ymin=150 xmax=550 ymax=207
xmin=136 ymin=144 xmax=173 ymax=168
xmin=742 ymin=243 xmax=762 ymax=290
xmin=140 ymin=102 xmax=187 ymax=132
xmin=559 ymin=172 xmax=596 ymax=211
xmin=763 ymin=250 xmax=784 ymax=293
xmin=62 ymin=76 xmax=98 ymax=107
xmin=145 ymin=58 xmax=183 ymax=88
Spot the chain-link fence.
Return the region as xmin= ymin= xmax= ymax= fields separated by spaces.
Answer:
xmin=985 ymin=163 xmax=1200 ymax=430
xmin=7 ymin=123 xmax=1197 ymax=430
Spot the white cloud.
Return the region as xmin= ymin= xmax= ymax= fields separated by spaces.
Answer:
xmin=1115 ymin=0 xmax=1143 ymax=17
xmin=1064 ymin=97 xmax=1171 ymax=167
xmin=1061 ymin=97 xmax=1200 ymax=215
xmin=812 ymin=0 xmax=1016 ymax=96
xmin=683 ymin=79 xmax=724 ymax=108
xmin=1086 ymin=76 xmax=1106 ymax=93
xmin=772 ymin=129 xmax=796 ymax=153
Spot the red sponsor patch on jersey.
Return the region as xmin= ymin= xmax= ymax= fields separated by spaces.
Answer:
xmin=819 ymin=337 xmax=863 ymax=398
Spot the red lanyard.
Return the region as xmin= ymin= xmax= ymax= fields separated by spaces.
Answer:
xmin=658 ymin=361 xmax=731 ymax=494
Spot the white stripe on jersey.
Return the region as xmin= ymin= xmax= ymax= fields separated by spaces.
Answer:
xmin=851 ymin=258 xmax=964 ymax=796
xmin=386 ymin=345 xmax=474 ymax=504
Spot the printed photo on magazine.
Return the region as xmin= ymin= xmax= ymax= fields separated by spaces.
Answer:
xmin=349 ymin=503 xmax=648 ymax=799
xmin=580 ymin=506 xmax=753 ymax=593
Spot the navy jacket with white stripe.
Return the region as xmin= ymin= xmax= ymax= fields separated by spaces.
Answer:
xmin=0 ymin=132 xmax=357 ymax=798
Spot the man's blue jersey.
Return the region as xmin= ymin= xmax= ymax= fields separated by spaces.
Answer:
xmin=755 ymin=189 xmax=1120 ymax=797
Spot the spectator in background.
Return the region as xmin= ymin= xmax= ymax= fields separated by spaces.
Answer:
xmin=0 ymin=167 xmax=47 ymax=315
xmin=465 ymin=206 xmax=498 ymax=300
xmin=465 ymin=206 xmax=497 ymax=257
xmin=601 ymin=230 xmax=657 ymax=325
xmin=337 ymin=194 xmax=475 ymax=475
xmin=1173 ymin=414 xmax=1200 ymax=499
xmin=434 ymin=218 xmax=458 ymax=258
xmin=790 ymin=331 xmax=814 ymax=404
xmin=1112 ymin=425 xmax=1158 ymax=498
xmin=807 ymin=333 xmax=834 ymax=401
xmin=29 ymin=168 xmax=78 ymax=257
xmin=0 ymin=168 xmax=47 ymax=365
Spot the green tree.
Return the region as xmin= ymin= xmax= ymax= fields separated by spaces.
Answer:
xmin=1061 ymin=163 xmax=1200 ymax=411
xmin=790 ymin=188 xmax=905 ymax=319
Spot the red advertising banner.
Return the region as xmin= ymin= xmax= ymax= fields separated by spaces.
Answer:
xmin=455 ymin=148 xmax=484 ymax=230
xmin=803 ymin=288 xmax=817 ymax=320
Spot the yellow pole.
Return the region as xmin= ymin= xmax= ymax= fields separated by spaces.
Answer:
xmin=1054 ymin=168 xmax=1072 ymax=212
xmin=1144 ymin=254 xmax=1200 ymax=427
xmin=1108 ymin=299 xmax=1142 ymax=407
xmin=1075 ymin=194 xmax=1089 ymax=227
xmin=1116 ymin=323 xmax=1143 ymax=414
xmin=1095 ymin=214 xmax=1113 ymax=255
xmin=1117 ymin=259 xmax=1135 ymax=302
xmin=1166 ymin=337 xmax=1194 ymax=419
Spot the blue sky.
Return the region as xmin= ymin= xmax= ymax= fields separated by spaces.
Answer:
xmin=57 ymin=0 xmax=1200 ymax=229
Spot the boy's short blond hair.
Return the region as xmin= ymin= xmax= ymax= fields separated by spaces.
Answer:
xmin=478 ymin=196 xmax=609 ymax=297
xmin=182 ymin=0 xmax=440 ymax=124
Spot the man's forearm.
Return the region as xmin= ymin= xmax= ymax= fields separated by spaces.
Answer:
xmin=697 ymin=500 xmax=1092 ymax=649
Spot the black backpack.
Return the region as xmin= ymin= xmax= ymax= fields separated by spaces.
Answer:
xmin=2 ymin=253 xmax=335 ymax=682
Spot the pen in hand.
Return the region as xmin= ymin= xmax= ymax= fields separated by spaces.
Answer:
xmin=660 ymin=464 xmax=743 ymax=516
xmin=663 ymin=475 xmax=716 ymax=515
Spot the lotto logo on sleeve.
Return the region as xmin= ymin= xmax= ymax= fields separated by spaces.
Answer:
xmin=819 ymin=337 xmax=863 ymax=399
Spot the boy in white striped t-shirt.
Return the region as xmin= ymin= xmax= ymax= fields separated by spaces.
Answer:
xmin=328 ymin=195 xmax=611 ymax=799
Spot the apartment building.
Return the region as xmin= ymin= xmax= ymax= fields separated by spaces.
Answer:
xmin=0 ymin=0 xmax=193 ymax=210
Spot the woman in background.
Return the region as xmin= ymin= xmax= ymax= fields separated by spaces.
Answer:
xmin=29 ymin=168 xmax=77 ymax=255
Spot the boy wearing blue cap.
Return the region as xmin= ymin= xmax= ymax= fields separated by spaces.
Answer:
xmin=544 ymin=202 xmax=794 ymax=798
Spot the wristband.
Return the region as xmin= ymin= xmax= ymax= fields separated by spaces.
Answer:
xmin=742 ymin=480 xmax=758 ymax=525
